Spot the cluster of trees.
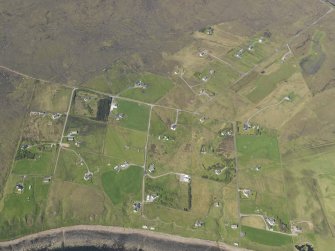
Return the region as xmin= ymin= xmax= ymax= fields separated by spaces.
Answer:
xmin=15 ymin=149 xmax=35 ymax=160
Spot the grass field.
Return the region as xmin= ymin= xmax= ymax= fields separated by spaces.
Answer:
xmin=236 ymin=133 xmax=281 ymax=167
xmin=102 ymin=166 xmax=143 ymax=204
xmin=246 ymin=60 xmax=297 ymax=103
xmin=13 ymin=144 xmax=56 ymax=176
xmin=120 ymin=72 xmax=174 ymax=103
xmin=110 ymin=99 xmax=150 ymax=132
xmin=65 ymin=116 xmax=107 ymax=154
xmin=104 ymin=125 xmax=146 ymax=165
xmin=145 ymin=175 xmax=190 ymax=210
xmin=83 ymin=61 xmax=138 ymax=94
xmin=241 ymin=225 xmax=293 ymax=247
xmin=0 ymin=175 xmax=50 ymax=239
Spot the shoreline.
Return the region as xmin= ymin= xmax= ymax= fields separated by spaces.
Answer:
xmin=0 ymin=225 xmax=249 ymax=251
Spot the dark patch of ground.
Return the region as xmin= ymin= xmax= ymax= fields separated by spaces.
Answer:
xmin=0 ymin=0 xmax=327 ymax=84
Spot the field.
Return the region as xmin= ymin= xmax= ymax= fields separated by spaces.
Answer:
xmin=0 ymin=1 xmax=335 ymax=250
xmin=102 ymin=166 xmax=143 ymax=204
xmin=120 ymin=73 xmax=174 ymax=103
xmin=110 ymin=99 xmax=150 ymax=132
xmin=104 ymin=125 xmax=146 ymax=165
xmin=13 ymin=144 xmax=56 ymax=176
xmin=241 ymin=225 xmax=293 ymax=249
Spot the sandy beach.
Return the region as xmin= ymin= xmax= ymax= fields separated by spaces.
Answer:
xmin=0 ymin=225 xmax=250 ymax=251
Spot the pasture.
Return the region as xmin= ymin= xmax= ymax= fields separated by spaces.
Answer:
xmin=110 ymin=99 xmax=150 ymax=132
xmin=120 ymin=72 xmax=174 ymax=103
xmin=104 ymin=125 xmax=146 ymax=165
xmin=102 ymin=166 xmax=143 ymax=204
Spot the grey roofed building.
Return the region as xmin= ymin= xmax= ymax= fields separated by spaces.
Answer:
xmin=328 ymin=0 xmax=335 ymax=5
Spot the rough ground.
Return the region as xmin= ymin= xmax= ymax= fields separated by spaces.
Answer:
xmin=0 ymin=0 xmax=326 ymax=83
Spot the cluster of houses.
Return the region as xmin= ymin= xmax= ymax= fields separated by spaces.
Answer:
xmin=179 ymin=174 xmax=191 ymax=183
xmin=199 ymin=88 xmax=215 ymax=97
xmin=235 ymin=37 xmax=264 ymax=59
xmin=30 ymin=111 xmax=62 ymax=120
xmin=158 ymin=135 xmax=174 ymax=141
xmin=219 ymin=128 xmax=233 ymax=137
xmin=203 ymin=26 xmax=214 ymax=35
xmin=148 ymin=163 xmax=155 ymax=173
xmin=142 ymin=225 xmax=155 ymax=231
xmin=109 ymin=100 xmax=126 ymax=121
xmin=133 ymin=202 xmax=141 ymax=212
xmin=15 ymin=183 xmax=24 ymax=193
xmin=194 ymin=220 xmax=205 ymax=228
xmin=134 ymin=80 xmax=148 ymax=89
xmin=239 ymin=188 xmax=252 ymax=198
xmin=66 ymin=130 xmax=80 ymax=147
xmin=146 ymin=194 xmax=159 ymax=203
xmin=199 ymin=50 xmax=208 ymax=57
xmin=265 ymin=216 xmax=276 ymax=228
xmin=170 ymin=123 xmax=177 ymax=131
xmin=84 ymin=171 xmax=93 ymax=181
xmin=114 ymin=161 xmax=130 ymax=172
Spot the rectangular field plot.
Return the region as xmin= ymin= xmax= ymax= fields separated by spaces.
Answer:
xmin=146 ymin=111 xmax=193 ymax=175
xmin=145 ymin=174 xmax=190 ymax=211
xmin=225 ymin=36 xmax=275 ymax=73
xmin=283 ymin=148 xmax=335 ymax=237
xmin=55 ymin=149 xmax=97 ymax=185
xmin=101 ymin=166 xmax=143 ymax=204
xmin=83 ymin=62 xmax=138 ymax=94
xmin=22 ymin=113 xmax=65 ymax=142
xmin=31 ymin=84 xmax=72 ymax=113
xmin=104 ymin=125 xmax=146 ymax=165
xmin=192 ymin=61 xmax=240 ymax=94
xmin=245 ymin=61 xmax=297 ymax=103
xmin=71 ymin=90 xmax=112 ymax=121
xmin=241 ymin=225 xmax=293 ymax=250
xmin=109 ymin=99 xmax=150 ymax=132
xmin=0 ymin=175 xmax=50 ymax=239
xmin=46 ymin=180 xmax=107 ymax=226
xmin=12 ymin=143 xmax=56 ymax=176
xmin=64 ymin=116 xmax=107 ymax=154
xmin=236 ymin=133 xmax=281 ymax=168
xmin=120 ymin=72 xmax=174 ymax=103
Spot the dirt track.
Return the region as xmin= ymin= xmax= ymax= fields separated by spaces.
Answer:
xmin=0 ymin=225 xmax=251 ymax=251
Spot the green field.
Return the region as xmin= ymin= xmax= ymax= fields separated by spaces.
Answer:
xmin=110 ymin=99 xmax=150 ymax=132
xmin=13 ymin=144 xmax=56 ymax=176
xmin=241 ymin=225 xmax=293 ymax=246
xmin=104 ymin=125 xmax=146 ymax=164
xmin=120 ymin=72 xmax=174 ymax=103
xmin=83 ymin=62 xmax=138 ymax=94
xmin=246 ymin=61 xmax=297 ymax=103
xmin=236 ymin=133 xmax=281 ymax=167
xmin=102 ymin=166 xmax=143 ymax=204
xmin=145 ymin=175 xmax=190 ymax=210
xmin=0 ymin=175 xmax=50 ymax=239
xmin=226 ymin=37 xmax=273 ymax=73
xmin=65 ymin=116 xmax=107 ymax=154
